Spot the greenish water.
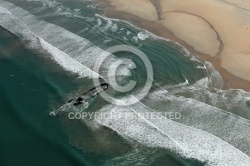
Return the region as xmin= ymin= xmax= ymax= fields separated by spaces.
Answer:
xmin=0 ymin=27 xmax=103 ymax=166
xmin=0 ymin=27 xmax=203 ymax=166
xmin=0 ymin=0 xmax=250 ymax=166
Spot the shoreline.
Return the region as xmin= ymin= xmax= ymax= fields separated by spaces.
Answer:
xmin=100 ymin=0 xmax=250 ymax=92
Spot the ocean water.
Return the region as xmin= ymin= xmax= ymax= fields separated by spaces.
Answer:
xmin=0 ymin=0 xmax=250 ymax=165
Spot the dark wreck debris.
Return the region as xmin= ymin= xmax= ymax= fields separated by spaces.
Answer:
xmin=49 ymin=83 xmax=109 ymax=116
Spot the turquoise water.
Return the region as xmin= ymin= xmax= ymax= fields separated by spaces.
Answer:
xmin=0 ymin=0 xmax=250 ymax=165
xmin=0 ymin=26 xmax=109 ymax=166
xmin=0 ymin=23 xmax=203 ymax=166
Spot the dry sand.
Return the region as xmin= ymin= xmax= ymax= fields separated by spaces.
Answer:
xmin=222 ymin=0 xmax=250 ymax=10
xmin=162 ymin=12 xmax=220 ymax=57
xmin=107 ymin=0 xmax=158 ymax=21
xmin=159 ymin=0 xmax=250 ymax=81
xmin=103 ymin=0 xmax=250 ymax=91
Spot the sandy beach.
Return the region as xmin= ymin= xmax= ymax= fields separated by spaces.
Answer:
xmin=102 ymin=0 xmax=250 ymax=91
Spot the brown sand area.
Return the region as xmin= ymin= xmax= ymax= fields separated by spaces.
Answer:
xmin=102 ymin=0 xmax=250 ymax=91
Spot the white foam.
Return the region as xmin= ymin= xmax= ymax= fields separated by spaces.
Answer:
xmin=0 ymin=1 xmax=131 ymax=79
xmin=1 ymin=0 xmax=137 ymax=80
xmin=192 ymin=77 xmax=209 ymax=88
xmin=95 ymin=97 xmax=250 ymax=166
xmin=0 ymin=6 xmax=10 ymax=14
xmin=39 ymin=38 xmax=99 ymax=78
xmin=105 ymin=147 xmax=163 ymax=166
xmin=3 ymin=2 xmax=250 ymax=165
xmin=122 ymin=36 xmax=128 ymax=41
xmin=132 ymin=36 xmax=139 ymax=42
xmin=147 ymin=89 xmax=250 ymax=155
xmin=197 ymin=65 xmax=206 ymax=69
xmin=95 ymin=14 xmax=212 ymax=80
xmin=137 ymin=31 xmax=149 ymax=40
xmin=96 ymin=18 xmax=102 ymax=27
xmin=126 ymin=30 xmax=131 ymax=35
xmin=103 ymin=18 xmax=112 ymax=31
xmin=0 ymin=7 xmax=99 ymax=78
xmin=205 ymin=61 xmax=224 ymax=89
xmin=24 ymin=0 xmax=59 ymax=8
xmin=111 ymin=23 xmax=118 ymax=32
xmin=163 ymin=78 xmax=191 ymax=89
xmin=177 ymin=88 xmax=250 ymax=120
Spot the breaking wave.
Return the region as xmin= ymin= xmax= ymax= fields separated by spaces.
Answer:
xmin=1 ymin=0 xmax=250 ymax=165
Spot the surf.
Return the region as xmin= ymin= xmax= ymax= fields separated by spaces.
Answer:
xmin=1 ymin=0 xmax=250 ymax=165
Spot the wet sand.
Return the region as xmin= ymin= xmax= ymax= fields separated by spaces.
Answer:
xmin=101 ymin=0 xmax=250 ymax=92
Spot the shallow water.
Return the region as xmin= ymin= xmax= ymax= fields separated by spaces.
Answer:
xmin=0 ymin=0 xmax=250 ymax=165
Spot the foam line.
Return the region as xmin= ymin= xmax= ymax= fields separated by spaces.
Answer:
xmin=146 ymin=90 xmax=250 ymax=155
xmin=2 ymin=1 xmax=250 ymax=165
xmin=95 ymin=104 xmax=182 ymax=152
xmin=134 ymin=97 xmax=250 ymax=155
xmin=0 ymin=10 xmax=99 ymax=78
xmin=164 ymin=76 xmax=250 ymax=120
xmin=0 ymin=5 xmax=10 ymax=14
xmin=118 ymin=98 xmax=187 ymax=151
xmin=39 ymin=38 xmax=100 ymax=78
xmin=96 ymin=13 xmax=227 ymax=90
xmin=95 ymin=98 xmax=250 ymax=165
xmin=132 ymin=100 xmax=250 ymax=163
xmin=153 ymin=87 xmax=250 ymax=123
xmin=0 ymin=1 xmax=125 ymax=79
xmin=96 ymin=14 xmax=203 ymax=61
